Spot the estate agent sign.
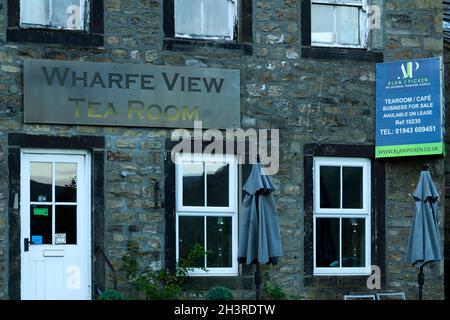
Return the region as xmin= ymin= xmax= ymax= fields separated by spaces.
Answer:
xmin=24 ymin=59 xmax=240 ymax=129
xmin=375 ymin=57 xmax=444 ymax=158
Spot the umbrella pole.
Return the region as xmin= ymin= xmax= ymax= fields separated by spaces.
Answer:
xmin=418 ymin=265 xmax=424 ymax=300
xmin=255 ymin=262 xmax=261 ymax=300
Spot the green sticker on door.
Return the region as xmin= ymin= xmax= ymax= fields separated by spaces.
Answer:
xmin=33 ymin=207 xmax=48 ymax=216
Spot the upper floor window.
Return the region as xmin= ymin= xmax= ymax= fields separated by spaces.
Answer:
xmin=309 ymin=0 xmax=368 ymax=48
xmin=7 ymin=0 xmax=103 ymax=46
xmin=163 ymin=0 xmax=252 ymax=54
xmin=20 ymin=0 xmax=87 ymax=31
xmin=174 ymin=0 xmax=237 ymax=40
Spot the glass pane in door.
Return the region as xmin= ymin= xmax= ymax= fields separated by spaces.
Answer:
xmin=55 ymin=163 xmax=77 ymax=202
xmin=30 ymin=162 xmax=52 ymax=202
xmin=30 ymin=204 xmax=52 ymax=244
xmin=55 ymin=205 xmax=77 ymax=244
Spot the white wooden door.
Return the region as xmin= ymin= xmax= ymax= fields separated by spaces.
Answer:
xmin=21 ymin=150 xmax=91 ymax=300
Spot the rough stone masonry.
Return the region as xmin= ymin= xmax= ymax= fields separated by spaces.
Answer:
xmin=0 ymin=0 xmax=446 ymax=300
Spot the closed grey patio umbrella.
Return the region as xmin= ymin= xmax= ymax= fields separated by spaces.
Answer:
xmin=238 ymin=161 xmax=282 ymax=300
xmin=405 ymin=164 xmax=443 ymax=300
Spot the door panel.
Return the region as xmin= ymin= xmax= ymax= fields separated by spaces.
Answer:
xmin=21 ymin=152 xmax=91 ymax=300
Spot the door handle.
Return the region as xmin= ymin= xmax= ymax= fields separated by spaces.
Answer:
xmin=24 ymin=238 xmax=33 ymax=252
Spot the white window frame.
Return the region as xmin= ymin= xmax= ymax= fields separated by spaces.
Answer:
xmin=313 ymin=157 xmax=371 ymax=276
xmin=20 ymin=0 xmax=87 ymax=31
xmin=174 ymin=0 xmax=238 ymax=41
xmin=175 ymin=153 xmax=238 ymax=276
xmin=311 ymin=0 xmax=368 ymax=49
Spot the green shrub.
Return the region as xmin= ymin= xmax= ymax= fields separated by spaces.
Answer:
xmin=122 ymin=240 xmax=208 ymax=300
xmin=262 ymin=281 xmax=287 ymax=300
xmin=97 ymin=289 xmax=124 ymax=300
xmin=206 ymin=287 xmax=234 ymax=300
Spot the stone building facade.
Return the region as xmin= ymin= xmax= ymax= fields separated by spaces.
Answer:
xmin=0 ymin=0 xmax=447 ymax=300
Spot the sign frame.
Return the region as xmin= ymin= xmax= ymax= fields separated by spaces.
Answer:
xmin=24 ymin=59 xmax=241 ymax=129
xmin=375 ymin=57 xmax=445 ymax=158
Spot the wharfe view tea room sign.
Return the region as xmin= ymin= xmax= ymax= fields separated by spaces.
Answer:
xmin=24 ymin=59 xmax=240 ymax=129
xmin=376 ymin=57 xmax=445 ymax=158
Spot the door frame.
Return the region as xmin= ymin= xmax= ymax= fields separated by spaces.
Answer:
xmin=20 ymin=149 xmax=92 ymax=299
xmin=7 ymin=133 xmax=105 ymax=300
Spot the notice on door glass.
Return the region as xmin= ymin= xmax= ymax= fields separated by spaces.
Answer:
xmin=55 ymin=233 xmax=67 ymax=244
xmin=32 ymin=235 xmax=43 ymax=244
xmin=33 ymin=207 xmax=48 ymax=216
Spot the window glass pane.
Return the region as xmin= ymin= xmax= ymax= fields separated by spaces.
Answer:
xmin=206 ymin=163 xmax=229 ymax=207
xmin=55 ymin=163 xmax=77 ymax=202
xmin=343 ymin=167 xmax=363 ymax=209
xmin=30 ymin=162 xmax=52 ymax=202
xmin=342 ymin=218 xmax=365 ymax=267
xmin=335 ymin=6 xmax=359 ymax=45
xmin=311 ymin=4 xmax=334 ymax=43
xmin=320 ymin=166 xmax=340 ymax=208
xmin=316 ymin=218 xmax=340 ymax=267
xmin=55 ymin=205 xmax=77 ymax=244
xmin=207 ymin=217 xmax=232 ymax=267
xmin=179 ymin=216 xmax=205 ymax=268
xmin=182 ymin=162 xmax=205 ymax=206
xmin=50 ymin=0 xmax=84 ymax=30
xmin=203 ymin=0 xmax=233 ymax=38
xmin=30 ymin=205 xmax=52 ymax=245
xmin=21 ymin=0 xmax=49 ymax=25
xmin=175 ymin=0 xmax=202 ymax=36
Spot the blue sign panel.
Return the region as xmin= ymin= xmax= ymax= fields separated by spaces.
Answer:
xmin=31 ymin=235 xmax=43 ymax=245
xmin=376 ymin=57 xmax=444 ymax=158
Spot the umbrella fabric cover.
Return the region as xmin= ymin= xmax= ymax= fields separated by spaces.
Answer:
xmin=238 ymin=163 xmax=282 ymax=265
xmin=405 ymin=170 xmax=443 ymax=268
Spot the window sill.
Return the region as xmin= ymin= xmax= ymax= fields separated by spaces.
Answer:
xmin=6 ymin=28 xmax=104 ymax=47
xmin=314 ymin=272 xmax=371 ymax=277
xmin=163 ymin=38 xmax=252 ymax=56
xmin=182 ymin=275 xmax=254 ymax=290
xmin=304 ymin=275 xmax=371 ymax=288
xmin=301 ymin=46 xmax=383 ymax=63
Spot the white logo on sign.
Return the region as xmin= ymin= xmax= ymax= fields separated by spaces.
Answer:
xmin=400 ymin=62 xmax=420 ymax=79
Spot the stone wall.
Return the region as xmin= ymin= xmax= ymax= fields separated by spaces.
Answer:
xmin=0 ymin=131 xmax=7 ymax=299
xmin=0 ymin=0 xmax=446 ymax=300
xmin=383 ymin=0 xmax=444 ymax=300
xmin=444 ymin=41 xmax=450 ymax=301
